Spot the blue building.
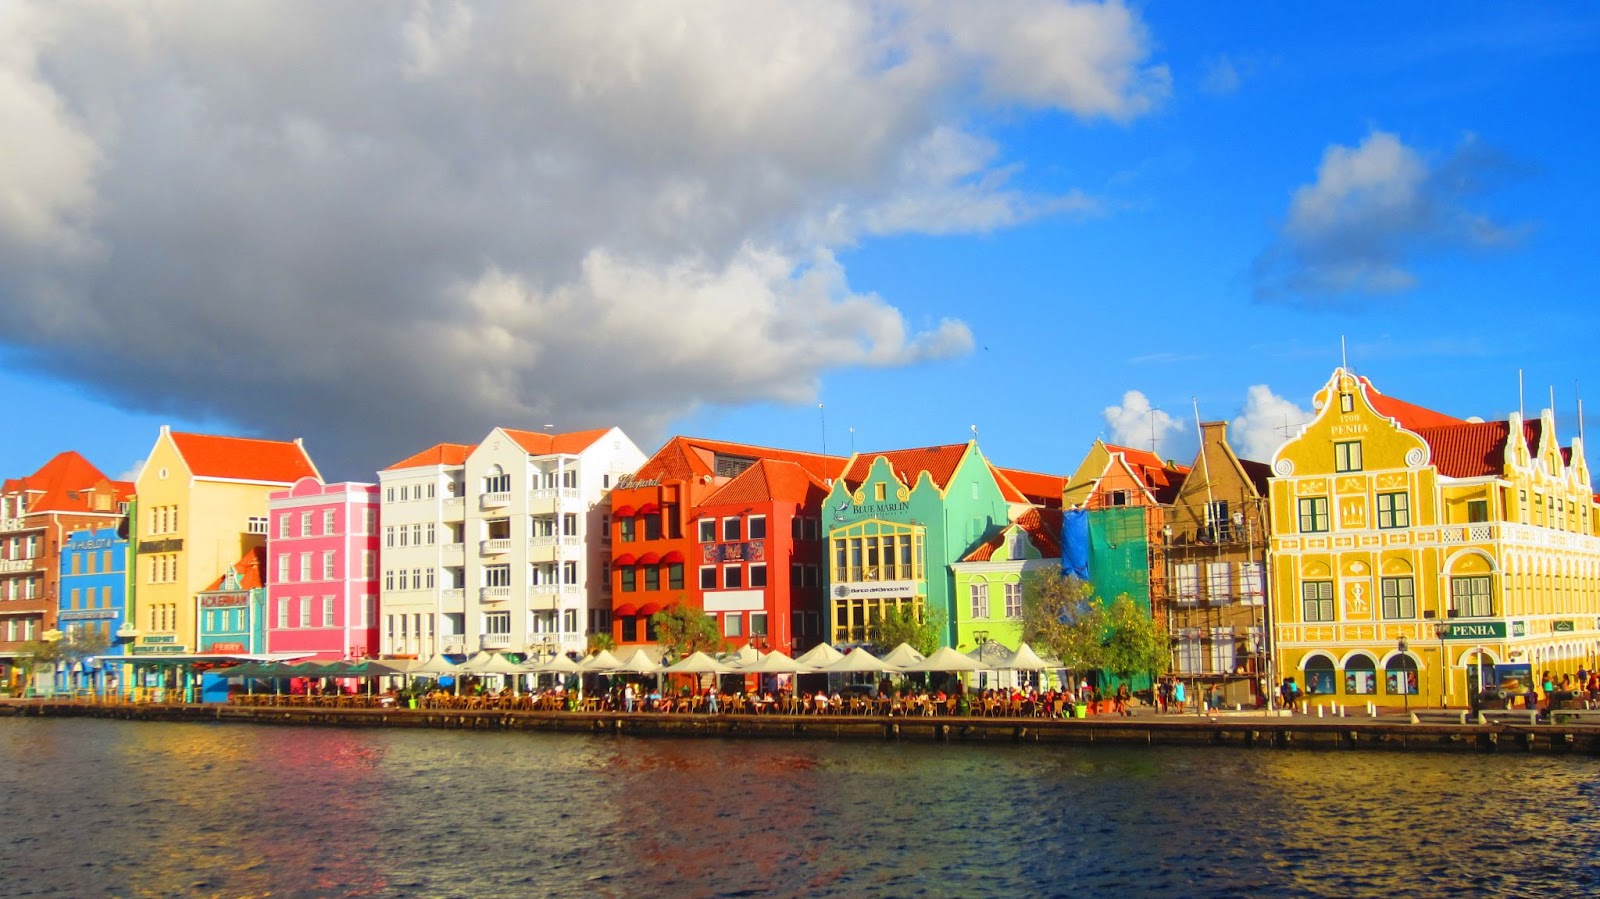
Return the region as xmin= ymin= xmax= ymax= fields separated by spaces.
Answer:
xmin=57 ymin=524 xmax=130 ymax=693
xmin=196 ymin=547 xmax=267 ymax=655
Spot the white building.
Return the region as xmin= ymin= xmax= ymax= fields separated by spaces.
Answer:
xmin=377 ymin=427 xmax=644 ymax=659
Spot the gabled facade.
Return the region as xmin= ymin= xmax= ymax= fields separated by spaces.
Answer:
xmin=196 ymin=548 xmax=267 ymax=655
xmin=1159 ymin=421 xmax=1272 ymax=706
xmin=825 ymin=441 xmax=1018 ymax=648
xmin=1270 ymin=368 xmax=1600 ymax=707
xmin=1061 ymin=441 xmax=1187 ymax=618
xmin=266 ymin=478 xmax=381 ymax=661
xmin=129 ymin=427 xmax=320 ymax=657
xmin=609 ymin=437 xmax=844 ymax=648
xmin=951 ymin=507 xmax=1063 ymax=653
xmin=375 ymin=442 xmax=472 ymax=659
xmin=1 ymin=452 xmax=132 ymax=690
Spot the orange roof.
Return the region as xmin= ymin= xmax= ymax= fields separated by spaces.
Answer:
xmin=701 ymin=459 xmax=831 ymax=507
xmin=1359 ymin=377 xmax=1465 ymax=430
xmin=1104 ymin=444 xmax=1189 ymax=494
xmin=841 ymin=443 xmax=970 ymax=491
xmin=201 ymin=546 xmax=266 ymax=592
xmin=2 ymin=451 xmax=131 ymax=514
xmin=1416 ymin=419 xmax=1542 ymax=479
xmin=963 ymin=508 xmax=1063 ymax=562
xmin=384 ymin=442 xmax=477 ymax=471
xmin=501 ymin=427 xmax=613 ymax=456
xmin=633 ymin=436 xmax=847 ymax=485
xmin=170 ymin=431 xmax=320 ymax=484
xmin=993 ymin=466 xmax=1067 ymax=508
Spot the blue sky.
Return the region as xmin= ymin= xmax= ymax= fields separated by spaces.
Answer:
xmin=2 ymin=2 xmax=1597 ymax=484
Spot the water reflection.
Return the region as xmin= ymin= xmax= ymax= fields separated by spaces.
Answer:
xmin=2 ymin=720 xmax=1597 ymax=898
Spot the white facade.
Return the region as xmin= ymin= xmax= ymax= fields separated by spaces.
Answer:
xmin=378 ymin=427 xmax=644 ymax=658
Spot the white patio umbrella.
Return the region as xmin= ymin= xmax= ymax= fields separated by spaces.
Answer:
xmin=1004 ymin=643 xmax=1052 ymax=671
xmin=412 ymin=654 xmax=463 ymax=676
xmin=793 ymin=643 xmax=845 ymax=668
xmin=879 ymin=643 xmax=926 ymax=668
xmin=458 ymin=651 xmax=523 ymax=675
xmin=723 ymin=644 xmax=762 ymax=668
xmin=817 ymin=647 xmax=896 ymax=674
xmin=577 ymin=649 xmax=623 ymax=672
xmin=902 ymin=646 xmax=990 ymax=673
xmin=613 ymin=647 xmax=665 ymax=674
xmin=739 ymin=650 xmax=810 ymax=674
xmin=664 ymin=651 xmax=734 ymax=674
xmin=523 ymin=653 xmax=583 ymax=675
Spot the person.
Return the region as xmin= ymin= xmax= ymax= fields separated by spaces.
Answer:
xmin=623 ymin=683 xmax=636 ymax=713
xmin=1172 ymin=679 xmax=1186 ymax=713
xmin=1207 ymin=684 xmax=1223 ymax=712
xmin=1115 ymin=683 xmax=1131 ymax=716
xmin=706 ymin=682 xmax=719 ymax=714
xmin=1157 ymin=678 xmax=1171 ymax=714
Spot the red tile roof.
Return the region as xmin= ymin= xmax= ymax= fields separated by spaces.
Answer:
xmin=701 ymin=459 xmax=831 ymax=507
xmin=993 ymin=466 xmax=1067 ymax=508
xmin=201 ymin=546 xmax=266 ymax=592
xmin=384 ymin=442 xmax=476 ymax=471
xmin=1104 ymin=444 xmax=1189 ymax=491
xmin=170 ymin=432 xmax=320 ymax=484
xmin=842 ymin=443 xmax=970 ymax=491
xmin=2 ymin=451 xmax=132 ymax=514
xmin=1416 ymin=419 xmax=1542 ymax=479
xmin=634 ymin=436 xmax=846 ymax=484
xmin=1359 ymin=377 xmax=1465 ymax=430
xmin=963 ymin=508 xmax=1063 ymax=562
xmin=501 ymin=427 xmax=614 ymax=456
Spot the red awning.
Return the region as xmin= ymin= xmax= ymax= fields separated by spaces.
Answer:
xmin=637 ymin=603 xmax=662 ymax=617
xmin=638 ymin=551 xmax=661 ymax=565
xmin=613 ymin=553 xmax=637 ymax=566
xmin=612 ymin=505 xmax=636 ymax=517
xmin=661 ymin=550 xmax=685 ymax=564
xmin=637 ymin=502 xmax=660 ymax=515
xmin=614 ymin=604 xmax=638 ymax=617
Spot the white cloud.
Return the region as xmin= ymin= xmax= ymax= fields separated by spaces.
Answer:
xmin=1103 ymin=390 xmax=1185 ymax=457
xmin=116 ymin=458 xmax=145 ymax=483
xmin=1199 ymin=56 xmax=1240 ymax=95
xmin=1254 ymin=129 xmax=1525 ymax=303
xmin=1230 ymin=385 xmax=1312 ymax=462
xmin=0 ymin=1 xmax=1165 ymax=476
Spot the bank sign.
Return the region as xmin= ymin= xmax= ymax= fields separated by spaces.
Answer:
xmin=1441 ymin=621 xmax=1507 ymax=640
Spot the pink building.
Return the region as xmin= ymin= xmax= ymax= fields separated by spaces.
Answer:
xmin=266 ymin=477 xmax=380 ymax=661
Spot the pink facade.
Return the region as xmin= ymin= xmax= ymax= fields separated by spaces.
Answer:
xmin=266 ymin=478 xmax=380 ymax=660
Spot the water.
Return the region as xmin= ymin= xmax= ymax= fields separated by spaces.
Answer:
xmin=2 ymin=719 xmax=1597 ymax=898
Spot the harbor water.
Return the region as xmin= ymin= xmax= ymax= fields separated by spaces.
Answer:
xmin=2 ymin=718 xmax=1596 ymax=897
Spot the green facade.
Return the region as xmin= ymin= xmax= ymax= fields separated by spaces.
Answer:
xmin=950 ymin=527 xmax=1055 ymax=652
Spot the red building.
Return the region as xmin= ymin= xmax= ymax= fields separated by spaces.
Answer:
xmin=1 ymin=452 xmax=133 ymax=690
xmin=609 ymin=437 xmax=845 ymax=651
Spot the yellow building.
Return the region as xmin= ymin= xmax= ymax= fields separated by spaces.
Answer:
xmin=130 ymin=427 xmax=320 ymax=656
xmin=1269 ymin=369 xmax=1600 ymax=708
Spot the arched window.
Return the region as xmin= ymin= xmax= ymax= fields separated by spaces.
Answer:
xmin=1385 ymin=654 xmax=1418 ymax=695
xmin=1304 ymin=655 xmax=1336 ymax=695
xmin=1344 ymin=654 xmax=1377 ymax=695
xmin=483 ymin=465 xmax=510 ymax=494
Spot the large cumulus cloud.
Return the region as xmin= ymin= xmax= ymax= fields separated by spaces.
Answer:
xmin=0 ymin=0 xmax=1167 ymax=476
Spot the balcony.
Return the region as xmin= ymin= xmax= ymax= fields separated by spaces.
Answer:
xmin=441 ymin=588 xmax=465 ymax=604
xmin=480 ymin=492 xmax=511 ymax=510
xmin=480 ymin=538 xmax=511 ymax=556
xmin=530 ymin=534 xmax=581 ymax=548
xmin=480 ymin=586 xmax=513 ymax=603
xmin=441 ymin=640 xmax=466 ymax=656
xmin=442 ymin=543 xmax=466 ymax=562
xmin=481 ymin=633 xmax=513 ymax=650
xmin=441 ymin=497 xmax=465 ymax=521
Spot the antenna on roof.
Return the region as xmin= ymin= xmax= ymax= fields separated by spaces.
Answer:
xmin=1518 ymin=369 xmax=1525 ymax=421
xmin=1577 ymin=381 xmax=1585 ymax=448
xmin=1340 ymin=334 xmax=1348 ymax=373
xmin=818 ymin=403 xmax=826 ymax=457
xmin=849 ymin=426 xmax=855 ymax=455
xmin=971 ymin=424 xmax=978 ymax=442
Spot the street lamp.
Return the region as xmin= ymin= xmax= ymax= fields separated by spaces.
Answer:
xmin=1433 ymin=620 xmax=1449 ymax=708
xmin=1397 ymin=637 xmax=1410 ymax=717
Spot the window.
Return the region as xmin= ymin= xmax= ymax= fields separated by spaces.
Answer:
xmin=1172 ymin=563 xmax=1199 ymax=601
xmin=1335 ymin=441 xmax=1363 ymax=472
xmin=323 ymin=596 xmax=336 ymax=627
xmin=247 ymin=516 xmax=268 ymax=535
xmin=1377 ymin=492 xmax=1410 ymax=529
xmin=874 ymin=483 xmax=887 ymax=502
xmin=426 ymin=522 xmax=435 ymax=545
xmin=278 ymin=555 xmax=291 ymax=583
xmin=1210 ymin=627 xmax=1236 ymax=674
xmin=1301 ymin=581 xmax=1335 ymax=622
xmin=1380 ymin=577 xmax=1415 ymax=619
xmin=563 ymin=513 xmax=578 ymax=536
xmin=644 ymin=566 xmax=660 ymax=591
xmin=411 ymin=524 xmax=422 ymax=546
xmin=1239 ymin=562 xmax=1264 ymax=602
xmin=1206 ymin=563 xmax=1231 ymax=602
xmin=619 ymin=518 xmax=634 ymax=542
xmin=749 ymin=516 xmax=766 ymax=540
xmin=323 ymin=509 xmax=336 ymax=534
xmin=969 ymin=582 xmax=989 ymax=618
xmin=1340 ymin=391 xmax=1354 ymax=413
xmin=385 ymin=487 xmax=395 ymax=502
xmin=724 ymin=613 xmax=743 ymax=637
xmin=300 ymin=511 xmax=312 ymax=536
xmin=1004 ymin=582 xmax=1022 ymax=618
xmin=484 ymin=565 xmax=511 ymax=587
xmin=1107 ymin=490 xmax=1129 ymax=507
xmin=484 ymin=466 xmax=510 ymax=494
xmin=722 ymin=518 xmax=741 ymax=542
xmin=277 ymin=601 xmax=289 ymax=629
xmin=1175 ymin=628 xmax=1202 ymax=674
xmin=725 ymin=566 xmax=744 ymax=589
xmin=1467 ymin=500 xmax=1489 ymax=523
xmin=1204 ymin=500 xmax=1231 ymax=541
xmin=279 ymin=515 xmax=291 ymax=538
xmin=750 ymin=612 xmax=768 ymax=638
xmin=1344 ymin=655 xmax=1377 ymax=694
xmin=620 ymin=567 xmax=636 ymax=592
xmin=299 ymin=553 xmax=312 ymax=580
xmin=563 ymin=561 xmax=577 ymax=585
xmin=1450 ymin=576 xmax=1493 ymax=618
xmin=385 ymin=526 xmax=395 ymax=548
xmin=484 ymin=610 xmax=511 ymax=635
xmin=384 ymin=570 xmax=395 ymax=591
xmin=750 ymin=565 xmax=767 ymax=588
xmin=643 ymin=516 xmax=661 ymax=541
xmin=400 ymin=486 xmax=409 ymax=502
xmin=700 ymin=567 xmax=716 ymax=589
xmin=322 ymin=552 xmax=336 ymax=580
xmin=668 ymin=564 xmax=684 ymax=590
xmin=1298 ymin=497 xmax=1329 ymax=533
xmin=299 ymin=599 xmax=312 ymax=628
xmin=562 ymin=469 xmax=577 ymax=489
xmin=603 ymin=474 xmax=611 ymax=489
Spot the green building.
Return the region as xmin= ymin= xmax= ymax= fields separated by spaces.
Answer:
xmin=950 ymin=508 xmax=1063 ymax=654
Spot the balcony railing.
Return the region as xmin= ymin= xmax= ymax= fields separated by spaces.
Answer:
xmin=481 ymin=633 xmax=513 ymax=650
xmin=441 ymin=588 xmax=465 ymax=604
xmin=480 ymin=492 xmax=511 ymax=510
xmin=530 ymin=535 xmax=582 ymax=548
xmin=530 ymin=488 xmax=580 ymax=501
xmin=480 ymin=539 xmax=511 ymax=555
xmin=480 ymin=586 xmax=513 ymax=602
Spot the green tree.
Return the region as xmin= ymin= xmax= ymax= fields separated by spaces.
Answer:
xmin=1102 ymin=594 xmax=1169 ymax=684
xmin=650 ymin=601 xmax=723 ymax=659
xmin=869 ymin=603 xmax=946 ymax=657
xmin=13 ymin=629 xmax=111 ymax=693
xmin=586 ymin=632 xmax=616 ymax=655
xmin=1020 ymin=567 xmax=1107 ymax=673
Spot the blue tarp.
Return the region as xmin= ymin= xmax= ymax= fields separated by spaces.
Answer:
xmin=1062 ymin=509 xmax=1090 ymax=580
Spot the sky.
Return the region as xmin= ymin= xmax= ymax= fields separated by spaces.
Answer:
xmin=2 ymin=2 xmax=1597 ymax=485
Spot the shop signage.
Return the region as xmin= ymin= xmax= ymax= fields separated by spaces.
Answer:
xmin=59 ymin=609 xmax=119 ymax=622
xmin=1441 ymin=621 xmax=1506 ymax=640
xmin=834 ymin=580 xmax=918 ymax=598
xmin=141 ymin=635 xmax=177 ymax=644
xmin=132 ymin=640 xmax=188 ymax=654
xmin=615 ymin=474 xmax=661 ymax=489
xmin=205 ymin=642 xmax=247 ymax=653
xmin=853 ymin=500 xmax=910 ymax=516
xmin=1511 ymin=620 xmax=1526 ymax=638
xmin=139 ymin=538 xmax=184 ymax=554
xmin=71 ymin=538 xmax=115 ymax=551
xmin=1553 ymin=620 xmax=1576 ymax=633
xmin=201 ymin=594 xmax=249 ymax=608
xmin=701 ymin=541 xmax=765 ymax=564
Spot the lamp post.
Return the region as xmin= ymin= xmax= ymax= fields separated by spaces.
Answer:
xmin=1434 ymin=621 xmax=1448 ymax=708
xmin=1397 ymin=637 xmax=1410 ymax=717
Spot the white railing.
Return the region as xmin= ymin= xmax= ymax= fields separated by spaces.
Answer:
xmin=441 ymin=641 xmax=466 ymax=655
xmin=442 ymin=543 xmax=465 ymax=559
xmin=480 ymin=539 xmax=511 ymax=555
xmin=480 ymin=492 xmax=511 ymax=509
xmin=530 ymin=488 xmax=581 ymax=501
xmin=480 ymin=586 xmax=512 ymax=601
xmin=442 ymin=588 xmax=465 ymax=603
xmin=481 ymin=633 xmax=513 ymax=650
xmin=1438 ymin=524 xmax=1498 ymax=544
xmin=530 ymin=535 xmax=582 ymax=548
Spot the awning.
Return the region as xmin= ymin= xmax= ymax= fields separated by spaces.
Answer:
xmin=612 ymin=505 xmax=636 ymax=517
xmin=637 ymin=502 xmax=660 ymax=515
xmin=614 ymin=604 xmax=639 ymax=617
xmin=638 ymin=551 xmax=661 ymax=565
xmin=613 ymin=553 xmax=637 ymax=566
xmin=637 ymin=602 xmax=662 ymax=617
xmin=661 ymin=550 xmax=685 ymax=564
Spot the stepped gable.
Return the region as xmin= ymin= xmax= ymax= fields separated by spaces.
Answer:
xmin=170 ymin=431 xmax=320 ymax=484
xmin=701 ymin=459 xmax=831 ymax=506
xmin=201 ymin=546 xmax=267 ymax=592
xmin=383 ymin=442 xmax=476 ymax=471
xmin=633 ymin=436 xmax=846 ymax=483
xmin=963 ymin=508 xmax=1064 ymax=562
xmin=1416 ymin=418 xmax=1544 ymax=479
xmin=842 ymin=443 xmax=969 ymax=491
xmin=501 ymin=427 xmax=613 ymax=456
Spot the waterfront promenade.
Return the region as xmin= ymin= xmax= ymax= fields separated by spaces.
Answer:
xmin=5 ymin=696 xmax=1599 ymax=755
